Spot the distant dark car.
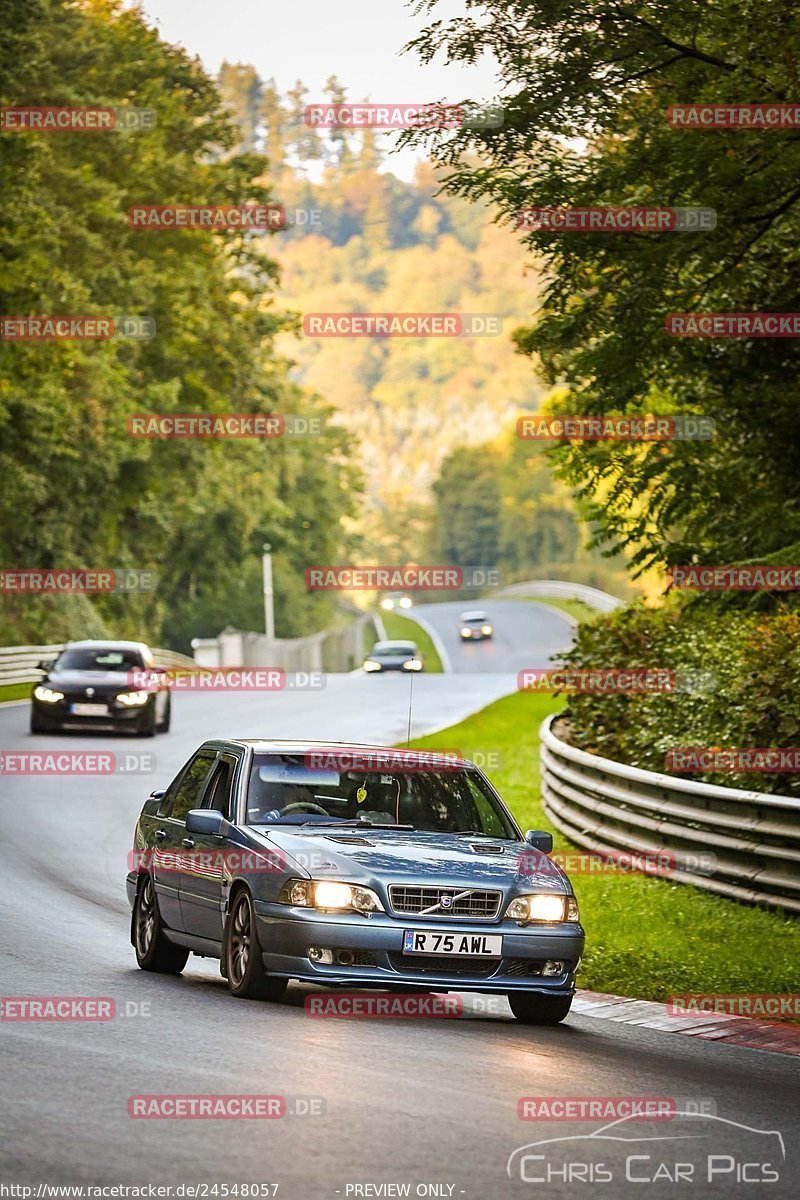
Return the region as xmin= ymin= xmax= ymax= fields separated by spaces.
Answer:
xmin=30 ymin=639 xmax=171 ymax=736
xmin=459 ymin=610 xmax=493 ymax=641
xmin=126 ymin=739 xmax=584 ymax=1024
xmin=363 ymin=640 xmax=423 ymax=673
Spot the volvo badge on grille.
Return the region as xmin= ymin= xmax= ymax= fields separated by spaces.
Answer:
xmin=440 ymin=894 xmax=453 ymax=908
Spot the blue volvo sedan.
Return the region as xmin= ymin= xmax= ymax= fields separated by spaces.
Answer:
xmin=126 ymin=740 xmax=584 ymax=1024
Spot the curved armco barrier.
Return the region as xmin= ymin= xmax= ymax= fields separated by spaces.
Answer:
xmin=0 ymin=643 xmax=197 ymax=688
xmin=498 ymin=579 xmax=625 ymax=613
xmin=540 ymin=714 xmax=800 ymax=914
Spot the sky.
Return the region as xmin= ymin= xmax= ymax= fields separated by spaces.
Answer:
xmin=132 ymin=0 xmax=502 ymax=177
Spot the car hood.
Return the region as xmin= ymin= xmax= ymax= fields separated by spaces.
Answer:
xmin=45 ymin=670 xmax=140 ymax=691
xmin=245 ymin=827 xmax=570 ymax=892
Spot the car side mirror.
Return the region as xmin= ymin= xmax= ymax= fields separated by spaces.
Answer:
xmin=524 ymin=830 xmax=553 ymax=853
xmin=37 ymin=659 xmax=55 ymax=671
xmin=148 ymin=789 xmax=165 ymax=801
xmin=185 ymin=808 xmax=226 ymax=836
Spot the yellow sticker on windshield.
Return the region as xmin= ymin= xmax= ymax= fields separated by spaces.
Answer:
xmin=356 ymin=785 xmax=367 ymax=804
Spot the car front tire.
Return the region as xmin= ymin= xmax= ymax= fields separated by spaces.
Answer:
xmin=156 ymin=694 xmax=171 ymax=733
xmin=137 ymin=701 xmax=157 ymax=737
xmin=132 ymin=874 xmax=189 ymax=974
xmin=508 ymin=992 xmax=573 ymax=1025
xmin=224 ymin=890 xmax=287 ymax=1001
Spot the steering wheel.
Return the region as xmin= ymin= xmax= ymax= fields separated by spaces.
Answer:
xmin=278 ymin=801 xmax=330 ymax=816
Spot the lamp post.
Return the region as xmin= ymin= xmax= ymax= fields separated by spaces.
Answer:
xmin=262 ymin=543 xmax=275 ymax=640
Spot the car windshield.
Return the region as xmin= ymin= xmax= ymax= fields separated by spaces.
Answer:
xmin=55 ymin=647 xmax=145 ymax=671
xmin=246 ymin=754 xmax=517 ymax=837
xmin=372 ymin=642 xmax=416 ymax=656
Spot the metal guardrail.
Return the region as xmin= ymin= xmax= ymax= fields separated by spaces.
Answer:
xmin=0 ymin=643 xmax=197 ymax=689
xmin=498 ymin=579 xmax=625 ymax=613
xmin=540 ymin=714 xmax=800 ymax=913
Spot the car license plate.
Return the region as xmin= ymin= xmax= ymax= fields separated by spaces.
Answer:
xmin=70 ymin=703 xmax=108 ymax=716
xmin=403 ymin=930 xmax=503 ymax=956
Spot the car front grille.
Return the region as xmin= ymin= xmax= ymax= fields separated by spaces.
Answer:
xmin=387 ymin=952 xmax=500 ymax=978
xmin=389 ymin=885 xmax=502 ymax=920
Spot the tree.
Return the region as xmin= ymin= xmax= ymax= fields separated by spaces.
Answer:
xmin=401 ymin=0 xmax=800 ymax=578
xmin=0 ymin=0 xmax=360 ymax=647
xmin=217 ymin=61 xmax=263 ymax=153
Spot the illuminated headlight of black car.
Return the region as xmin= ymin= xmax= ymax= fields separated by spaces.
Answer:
xmin=279 ymin=879 xmax=385 ymax=913
xmin=504 ymin=893 xmax=580 ymax=923
xmin=115 ymin=690 xmax=151 ymax=707
xmin=33 ymin=685 xmax=64 ymax=703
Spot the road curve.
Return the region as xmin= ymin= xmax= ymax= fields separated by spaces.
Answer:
xmin=1 ymin=601 xmax=797 ymax=1197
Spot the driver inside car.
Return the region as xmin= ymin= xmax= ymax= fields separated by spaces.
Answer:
xmin=247 ymin=781 xmax=317 ymax=823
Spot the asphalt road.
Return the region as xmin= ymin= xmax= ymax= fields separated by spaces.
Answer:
xmin=400 ymin=598 xmax=575 ymax=674
xmin=1 ymin=599 xmax=798 ymax=1198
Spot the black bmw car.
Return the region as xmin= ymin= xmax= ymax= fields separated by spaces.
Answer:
xmin=362 ymin=641 xmax=424 ymax=673
xmin=30 ymin=639 xmax=171 ymax=736
xmin=127 ymin=739 xmax=584 ymax=1024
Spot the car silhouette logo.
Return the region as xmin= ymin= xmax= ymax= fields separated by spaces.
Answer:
xmin=440 ymin=895 xmax=453 ymax=909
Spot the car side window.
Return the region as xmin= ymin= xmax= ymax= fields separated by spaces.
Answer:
xmin=202 ymin=759 xmax=234 ymax=820
xmin=163 ymin=752 xmax=217 ymax=822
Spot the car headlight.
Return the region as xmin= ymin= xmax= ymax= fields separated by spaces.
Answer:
xmin=481 ymin=624 xmax=493 ymax=635
xmin=363 ymin=659 xmax=381 ymax=672
xmin=402 ymin=658 xmax=422 ymax=671
xmin=116 ymin=690 xmax=150 ymax=706
xmin=398 ymin=597 xmax=412 ymax=609
xmin=460 ymin=627 xmax=472 ymax=637
xmin=279 ymin=879 xmax=384 ymax=913
xmin=505 ymin=894 xmax=579 ymax=923
xmin=34 ymin=685 xmax=64 ymax=703
xmin=380 ymin=598 xmax=394 ymax=610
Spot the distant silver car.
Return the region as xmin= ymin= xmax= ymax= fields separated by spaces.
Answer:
xmin=363 ymin=641 xmax=423 ymax=673
xmin=459 ymin=611 xmax=493 ymax=641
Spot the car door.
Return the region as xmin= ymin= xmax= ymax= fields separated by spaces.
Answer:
xmin=152 ymin=749 xmax=218 ymax=931
xmin=177 ymin=753 xmax=239 ymax=943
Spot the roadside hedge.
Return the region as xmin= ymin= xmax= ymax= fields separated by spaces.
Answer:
xmin=559 ymin=598 xmax=800 ymax=796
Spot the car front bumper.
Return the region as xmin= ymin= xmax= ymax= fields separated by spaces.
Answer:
xmin=32 ymin=697 xmax=151 ymax=728
xmin=253 ymin=903 xmax=584 ymax=994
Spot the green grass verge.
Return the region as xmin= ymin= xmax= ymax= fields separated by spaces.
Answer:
xmin=403 ymin=689 xmax=800 ymax=1004
xmin=378 ymin=611 xmax=444 ymax=673
xmin=511 ymin=595 xmax=599 ymax=624
xmin=0 ymin=682 xmax=32 ymax=703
